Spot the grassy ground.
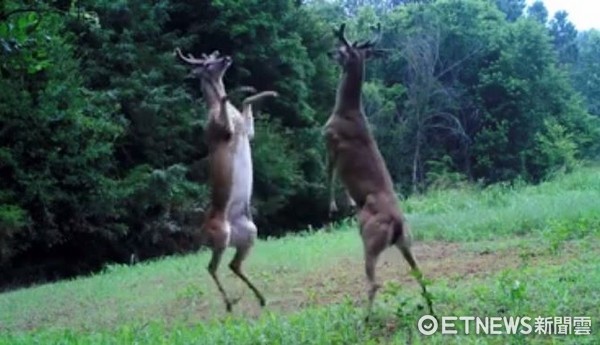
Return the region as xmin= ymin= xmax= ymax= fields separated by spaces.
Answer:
xmin=0 ymin=167 xmax=599 ymax=344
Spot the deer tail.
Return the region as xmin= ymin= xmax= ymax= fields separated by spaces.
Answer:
xmin=390 ymin=218 xmax=411 ymax=247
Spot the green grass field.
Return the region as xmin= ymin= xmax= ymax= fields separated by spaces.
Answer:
xmin=1 ymin=167 xmax=599 ymax=344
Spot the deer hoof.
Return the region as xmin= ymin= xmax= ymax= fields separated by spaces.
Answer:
xmin=225 ymin=297 xmax=241 ymax=312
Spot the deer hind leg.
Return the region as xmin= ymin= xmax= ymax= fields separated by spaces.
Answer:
xmin=364 ymin=248 xmax=382 ymax=320
xmin=394 ymin=225 xmax=435 ymax=316
xmin=228 ymin=218 xmax=266 ymax=307
xmin=205 ymin=220 xmax=238 ymax=312
xmin=360 ymin=216 xmax=389 ymax=320
xmin=207 ymin=247 xmax=238 ymax=312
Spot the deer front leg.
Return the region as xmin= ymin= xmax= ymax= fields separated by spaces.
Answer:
xmin=326 ymin=150 xmax=338 ymax=216
xmin=241 ymin=91 xmax=277 ymax=140
xmin=325 ymin=134 xmax=340 ymax=217
xmin=241 ymin=103 xmax=255 ymax=139
xmin=218 ymin=96 xmax=234 ymax=134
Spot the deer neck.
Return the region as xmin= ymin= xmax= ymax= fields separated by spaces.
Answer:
xmin=335 ymin=60 xmax=365 ymax=113
xmin=200 ymin=78 xmax=226 ymax=108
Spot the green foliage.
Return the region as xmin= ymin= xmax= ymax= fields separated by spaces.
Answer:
xmin=472 ymin=17 xmax=592 ymax=182
xmin=0 ymin=205 xmax=27 ymax=265
xmin=573 ymin=30 xmax=600 ymax=116
xmin=526 ymin=1 xmax=548 ymax=25
xmin=533 ymin=119 xmax=578 ymax=176
xmin=404 ymin=166 xmax=600 ymax=241
xmin=363 ymin=81 xmax=407 ymax=182
xmin=0 ymin=2 xmax=124 ymax=271
xmin=251 ymin=118 xmax=303 ymax=228
xmin=72 ymin=0 xmax=202 ymax=169
xmin=494 ymin=0 xmax=525 ymax=22
xmin=425 ymin=155 xmax=468 ymax=190
xmin=550 ymin=10 xmax=579 ymax=66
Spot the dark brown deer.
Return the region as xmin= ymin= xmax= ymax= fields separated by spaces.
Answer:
xmin=176 ymin=48 xmax=277 ymax=312
xmin=323 ymin=24 xmax=434 ymax=319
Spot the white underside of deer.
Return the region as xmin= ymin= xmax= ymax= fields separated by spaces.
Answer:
xmin=226 ymin=102 xmax=257 ymax=248
xmin=226 ymin=92 xmax=278 ymax=248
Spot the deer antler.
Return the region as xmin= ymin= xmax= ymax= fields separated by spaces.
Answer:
xmin=333 ymin=23 xmax=351 ymax=48
xmin=355 ymin=23 xmax=382 ymax=49
xmin=175 ymin=47 xmax=206 ymax=65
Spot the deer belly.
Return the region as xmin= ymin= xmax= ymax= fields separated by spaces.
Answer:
xmin=230 ymin=139 xmax=253 ymax=204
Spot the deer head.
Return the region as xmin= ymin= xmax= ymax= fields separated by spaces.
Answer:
xmin=329 ymin=23 xmax=386 ymax=69
xmin=175 ymin=48 xmax=232 ymax=81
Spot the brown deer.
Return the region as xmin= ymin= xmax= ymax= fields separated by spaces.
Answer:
xmin=176 ymin=48 xmax=277 ymax=312
xmin=323 ymin=24 xmax=434 ymax=318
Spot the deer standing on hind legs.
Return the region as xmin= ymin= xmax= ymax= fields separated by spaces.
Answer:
xmin=323 ymin=24 xmax=435 ymax=320
xmin=175 ymin=48 xmax=277 ymax=312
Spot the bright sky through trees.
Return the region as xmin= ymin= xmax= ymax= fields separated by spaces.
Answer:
xmin=528 ymin=0 xmax=599 ymax=30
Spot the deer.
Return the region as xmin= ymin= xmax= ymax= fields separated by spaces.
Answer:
xmin=323 ymin=24 xmax=434 ymax=319
xmin=175 ymin=48 xmax=277 ymax=312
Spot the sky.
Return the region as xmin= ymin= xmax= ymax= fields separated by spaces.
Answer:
xmin=526 ymin=0 xmax=600 ymax=30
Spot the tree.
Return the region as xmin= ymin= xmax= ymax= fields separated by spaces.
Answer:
xmin=572 ymin=30 xmax=600 ymax=116
xmin=0 ymin=1 xmax=125 ymax=275
xmin=495 ymin=0 xmax=525 ymax=22
xmin=474 ymin=18 xmax=592 ymax=181
xmin=526 ymin=0 xmax=548 ymax=25
xmin=550 ymin=10 xmax=578 ymax=65
xmin=339 ymin=0 xmax=431 ymax=16
xmin=375 ymin=0 xmax=504 ymax=190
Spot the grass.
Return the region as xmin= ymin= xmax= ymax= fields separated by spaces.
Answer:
xmin=0 ymin=167 xmax=599 ymax=344
xmin=405 ymin=167 xmax=600 ymax=241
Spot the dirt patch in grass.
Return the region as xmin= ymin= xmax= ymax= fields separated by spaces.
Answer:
xmin=290 ymin=241 xmax=518 ymax=309
xmin=190 ymin=240 xmax=582 ymax=321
